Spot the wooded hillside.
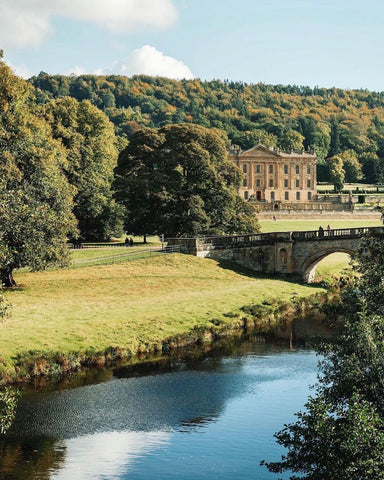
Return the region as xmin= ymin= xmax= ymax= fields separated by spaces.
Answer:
xmin=29 ymin=74 xmax=384 ymax=156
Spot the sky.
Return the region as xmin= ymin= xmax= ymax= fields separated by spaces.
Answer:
xmin=1 ymin=0 xmax=384 ymax=91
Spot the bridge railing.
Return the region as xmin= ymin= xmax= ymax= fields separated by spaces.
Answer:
xmin=199 ymin=226 xmax=384 ymax=247
xmin=201 ymin=231 xmax=293 ymax=246
xmin=291 ymin=226 xmax=384 ymax=241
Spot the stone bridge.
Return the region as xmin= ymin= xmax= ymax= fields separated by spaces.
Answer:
xmin=168 ymin=226 xmax=384 ymax=283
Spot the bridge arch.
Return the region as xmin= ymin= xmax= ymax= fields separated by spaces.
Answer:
xmin=302 ymin=248 xmax=355 ymax=283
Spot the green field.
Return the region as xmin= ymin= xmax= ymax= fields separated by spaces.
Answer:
xmin=1 ymin=255 xmax=323 ymax=377
xmin=315 ymin=252 xmax=352 ymax=278
xmin=259 ymin=218 xmax=381 ymax=233
xmin=317 ymin=183 xmax=383 ymax=192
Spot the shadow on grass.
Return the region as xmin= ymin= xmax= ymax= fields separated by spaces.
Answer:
xmin=214 ymin=258 xmax=324 ymax=290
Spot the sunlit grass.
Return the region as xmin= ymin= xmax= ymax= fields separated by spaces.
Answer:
xmin=315 ymin=252 xmax=352 ymax=278
xmin=259 ymin=218 xmax=381 ymax=233
xmin=2 ymin=255 xmax=323 ymax=365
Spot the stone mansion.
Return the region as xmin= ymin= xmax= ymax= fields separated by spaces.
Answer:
xmin=228 ymin=144 xmax=317 ymax=204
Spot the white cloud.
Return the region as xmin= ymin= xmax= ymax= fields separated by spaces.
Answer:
xmin=9 ymin=63 xmax=34 ymax=79
xmin=111 ymin=45 xmax=194 ymax=79
xmin=0 ymin=0 xmax=178 ymax=48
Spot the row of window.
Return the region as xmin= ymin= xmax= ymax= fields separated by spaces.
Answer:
xmin=242 ymin=164 xmax=311 ymax=175
xmin=242 ymin=178 xmax=312 ymax=188
xmin=244 ymin=191 xmax=313 ymax=201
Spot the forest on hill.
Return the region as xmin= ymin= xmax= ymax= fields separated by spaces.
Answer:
xmin=29 ymin=73 xmax=384 ymax=184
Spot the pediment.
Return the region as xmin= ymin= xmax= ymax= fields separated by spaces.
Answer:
xmin=240 ymin=144 xmax=281 ymax=158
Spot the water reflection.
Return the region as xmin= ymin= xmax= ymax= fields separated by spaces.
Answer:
xmin=51 ymin=431 xmax=170 ymax=480
xmin=1 ymin=338 xmax=319 ymax=480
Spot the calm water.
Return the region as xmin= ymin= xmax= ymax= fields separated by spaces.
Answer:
xmin=0 ymin=339 xmax=319 ymax=480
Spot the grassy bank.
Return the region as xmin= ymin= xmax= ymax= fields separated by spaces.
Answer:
xmin=1 ymin=254 xmax=325 ymax=383
xmin=259 ymin=218 xmax=381 ymax=233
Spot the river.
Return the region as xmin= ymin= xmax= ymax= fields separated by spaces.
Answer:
xmin=0 ymin=336 xmax=319 ymax=479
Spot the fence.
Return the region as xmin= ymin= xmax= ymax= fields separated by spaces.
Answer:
xmin=70 ymin=245 xmax=182 ymax=268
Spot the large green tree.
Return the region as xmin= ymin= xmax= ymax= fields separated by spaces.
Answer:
xmin=114 ymin=124 xmax=260 ymax=239
xmin=262 ymin=233 xmax=384 ymax=478
xmin=43 ymin=97 xmax=124 ymax=240
xmin=0 ymin=57 xmax=76 ymax=287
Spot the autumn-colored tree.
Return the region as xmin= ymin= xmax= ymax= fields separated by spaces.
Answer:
xmin=326 ymin=155 xmax=345 ymax=192
xmin=338 ymin=150 xmax=362 ymax=183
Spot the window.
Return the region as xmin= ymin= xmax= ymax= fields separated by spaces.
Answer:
xmin=269 ymin=165 xmax=273 ymax=174
xmin=307 ymin=166 xmax=311 ymax=175
xmin=269 ymin=179 xmax=273 ymax=187
xmin=296 ymin=165 xmax=300 ymax=174
xmin=284 ymin=165 xmax=288 ymax=175
xmin=296 ymin=192 xmax=301 ymax=201
xmin=307 ymin=179 xmax=311 ymax=188
xmin=308 ymin=192 xmax=312 ymax=201
xmin=243 ymin=178 xmax=247 ymax=187
xmin=285 ymin=191 xmax=289 ymax=201
xmin=284 ymin=179 xmax=288 ymax=188
xmin=244 ymin=191 xmax=249 ymax=200
xmin=242 ymin=164 xmax=247 ymax=173
xmin=256 ymin=164 xmax=260 ymax=174
xmin=271 ymin=192 xmax=275 ymax=201
xmin=296 ymin=179 xmax=300 ymax=188
xmin=256 ymin=179 xmax=261 ymax=187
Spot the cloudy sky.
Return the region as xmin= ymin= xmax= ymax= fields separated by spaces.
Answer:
xmin=2 ymin=0 xmax=384 ymax=90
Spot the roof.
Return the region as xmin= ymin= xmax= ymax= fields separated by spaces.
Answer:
xmin=228 ymin=144 xmax=316 ymax=159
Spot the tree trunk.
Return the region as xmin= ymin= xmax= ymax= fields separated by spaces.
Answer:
xmin=143 ymin=234 xmax=147 ymax=244
xmin=1 ymin=269 xmax=18 ymax=288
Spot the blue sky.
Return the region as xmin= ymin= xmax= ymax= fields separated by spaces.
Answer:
xmin=2 ymin=0 xmax=384 ymax=91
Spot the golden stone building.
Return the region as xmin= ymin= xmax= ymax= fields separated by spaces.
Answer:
xmin=228 ymin=144 xmax=317 ymax=204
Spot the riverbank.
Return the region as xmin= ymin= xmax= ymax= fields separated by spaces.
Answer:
xmin=0 ymin=254 xmax=330 ymax=385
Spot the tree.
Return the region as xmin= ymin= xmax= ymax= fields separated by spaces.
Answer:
xmin=326 ymin=155 xmax=345 ymax=192
xmin=114 ymin=124 xmax=260 ymax=239
xmin=359 ymin=152 xmax=382 ymax=184
xmin=280 ymin=130 xmax=305 ymax=152
xmin=329 ymin=118 xmax=341 ymax=157
xmin=43 ymin=97 xmax=124 ymax=240
xmin=262 ymin=234 xmax=384 ymax=478
xmin=338 ymin=150 xmax=362 ymax=183
xmin=0 ymin=58 xmax=77 ymax=287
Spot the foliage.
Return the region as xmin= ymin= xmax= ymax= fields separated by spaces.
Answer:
xmin=263 ymin=393 xmax=384 ymax=479
xmin=43 ymin=97 xmax=124 ymax=241
xmin=326 ymin=155 xmax=345 ymax=192
xmin=29 ymin=73 xmax=384 ymax=183
xmin=338 ymin=150 xmax=362 ymax=183
xmin=0 ymin=60 xmax=77 ymax=286
xmin=262 ymin=234 xmax=384 ymax=478
xmin=114 ymin=123 xmax=260 ymax=238
xmin=0 ymin=388 xmax=20 ymax=434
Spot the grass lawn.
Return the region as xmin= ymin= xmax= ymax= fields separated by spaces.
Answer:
xmin=259 ymin=218 xmax=381 ymax=233
xmin=316 ymin=252 xmax=352 ymax=278
xmin=71 ymin=245 xmax=161 ymax=262
xmin=1 ymin=255 xmax=323 ymax=372
xmin=317 ymin=183 xmax=382 ymax=192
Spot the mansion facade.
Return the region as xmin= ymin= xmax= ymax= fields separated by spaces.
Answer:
xmin=228 ymin=144 xmax=317 ymax=203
